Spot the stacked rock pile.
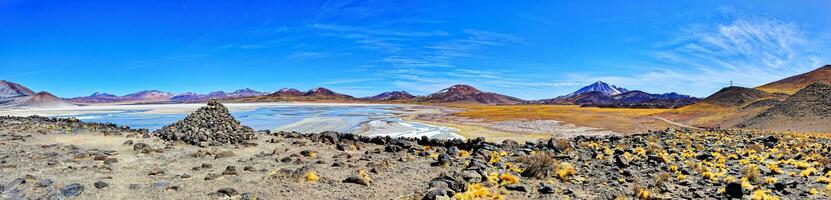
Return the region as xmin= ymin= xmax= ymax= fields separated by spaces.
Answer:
xmin=154 ymin=99 xmax=255 ymax=146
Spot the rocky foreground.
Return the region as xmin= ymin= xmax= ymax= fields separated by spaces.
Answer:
xmin=1 ymin=109 xmax=831 ymax=199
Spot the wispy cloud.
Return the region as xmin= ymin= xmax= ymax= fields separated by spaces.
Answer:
xmin=568 ymin=16 xmax=829 ymax=96
xmin=320 ymin=78 xmax=377 ymax=85
xmin=285 ymin=51 xmax=330 ymax=60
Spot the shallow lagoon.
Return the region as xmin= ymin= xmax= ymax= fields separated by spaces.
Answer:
xmin=46 ymin=103 xmax=462 ymax=139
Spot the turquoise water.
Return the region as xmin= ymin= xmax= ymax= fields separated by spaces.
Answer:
xmin=64 ymin=105 xmax=400 ymax=131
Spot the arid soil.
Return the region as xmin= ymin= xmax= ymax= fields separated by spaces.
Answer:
xmin=2 ymin=112 xmax=830 ymax=199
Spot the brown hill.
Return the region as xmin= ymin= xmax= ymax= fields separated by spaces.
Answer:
xmin=699 ymin=86 xmax=773 ymax=107
xmin=739 ymin=83 xmax=831 ymax=132
xmin=269 ymin=88 xmax=304 ymax=97
xmin=7 ymin=92 xmax=75 ymax=108
xmin=416 ymin=85 xmax=525 ymax=105
xmin=303 ymin=87 xmax=354 ymax=98
xmin=757 ymin=64 xmax=831 ymax=95
xmin=655 ymin=86 xmax=783 ymax=128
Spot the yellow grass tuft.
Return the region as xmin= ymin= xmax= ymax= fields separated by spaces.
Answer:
xmin=358 ymin=169 xmax=372 ymax=182
xmin=634 ymin=187 xmax=650 ymax=200
xmin=751 ymin=190 xmax=779 ymax=200
xmin=800 ymin=167 xmax=817 ymax=177
xmin=305 ymin=171 xmax=319 ymax=182
xmin=817 ymin=176 xmax=831 ymax=184
xmin=453 ymin=183 xmax=505 ymax=200
xmin=489 ymin=151 xmax=502 ymax=164
xmin=499 ymin=173 xmax=519 ymax=185
xmin=556 ymin=162 xmax=576 ymax=181
xmin=765 ymin=177 xmax=777 ymax=185
xmin=459 ymin=150 xmax=470 ymax=158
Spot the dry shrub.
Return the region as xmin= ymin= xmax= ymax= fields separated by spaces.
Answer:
xmin=655 ymin=172 xmax=671 ymax=186
xmin=817 ymin=157 xmax=831 ymax=169
xmin=633 ymin=184 xmax=651 ymax=200
xmin=555 ymin=138 xmax=573 ymax=152
xmin=517 ymin=152 xmax=559 ymax=179
xmin=743 ymin=165 xmax=761 ymax=183
xmin=747 ymin=143 xmax=764 ymax=153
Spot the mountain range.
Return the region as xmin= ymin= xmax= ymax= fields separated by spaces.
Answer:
xmin=1 ymin=80 xmax=695 ymax=107
xmin=69 ymin=89 xmax=266 ymax=104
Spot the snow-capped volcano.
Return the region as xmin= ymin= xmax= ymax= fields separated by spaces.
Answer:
xmin=563 ymin=81 xmax=629 ymax=97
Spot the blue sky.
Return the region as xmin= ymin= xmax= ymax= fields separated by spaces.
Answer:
xmin=1 ymin=0 xmax=830 ymax=99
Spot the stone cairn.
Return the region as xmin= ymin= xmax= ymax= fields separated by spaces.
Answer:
xmin=154 ymin=99 xmax=255 ymax=146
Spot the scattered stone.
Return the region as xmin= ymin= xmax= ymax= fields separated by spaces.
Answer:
xmin=504 ymin=184 xmax=527 ymax=192
xmin=423 ymin=188 xmax=451 ymax=200
xmin=538 ymin=183 xmax=555 ymax=194
xmin=153 ymin=181 xmax=172 ymax=190
xmin=123 ymin=140 xmax=133 ymax=145
xmin=214 ymin=151 xmax=236 ymax=159
xmin=217 ymin=188 xmax=239 ymax=197
xmin=300 ymin=150 xmax=317 ymax=157
xmin=342 ymin=175 xmax=370 ymax=186
xmin=37 ymin=179 xmax=53 ymax=188
xmin=104 ymin=157 xmax=118 ymax=164
xmin=60 ymin=183 xmax=84 ymax=197
xmin=223 ymin=166 xmax=238 ymax=176
xmin=148 ymin=167 xmax=165 ymax=176
xmin=725 ymin=182 xmax=743 ymax=198
xmin=94 ymin=181 xmax=108 ymax=189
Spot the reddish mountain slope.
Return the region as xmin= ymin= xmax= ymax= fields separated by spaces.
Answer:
xmin=757 ymin=65 xmax=831 ymax=95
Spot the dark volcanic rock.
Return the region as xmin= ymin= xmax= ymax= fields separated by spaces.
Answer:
xmin=60 ymin=183 xmax=84 ymax=197
xmin=154 ymin=99 xmax=255 ymax=146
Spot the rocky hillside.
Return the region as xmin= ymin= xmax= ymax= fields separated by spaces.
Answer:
xmin=0 ymin=80 xmax=74 ymax=108
xmin=739 ymin=83 xmax=831 ymax=132
xmin=416 ymin=85 xmax=526 ymax=105
xmin=757 ymin=65 xmax=831 ymax=95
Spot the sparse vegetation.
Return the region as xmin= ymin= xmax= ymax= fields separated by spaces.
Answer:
xmin=516 ymin=152 xmax=558 ymax=179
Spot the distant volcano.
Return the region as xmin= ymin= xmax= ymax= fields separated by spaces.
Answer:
xmin=563 ymin=81 xmax=629 ymax=97
xmin=416 ymin=85 xmax=525 ymax=105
